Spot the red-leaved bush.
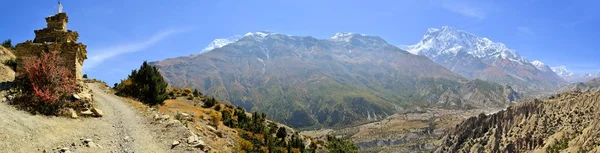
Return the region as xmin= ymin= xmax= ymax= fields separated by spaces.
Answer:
xmin=11 ymin=51 xmax=79 ymax=115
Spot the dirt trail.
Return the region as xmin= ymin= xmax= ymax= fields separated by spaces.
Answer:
xmin=0 ymin=83 xmax=169 ymax=153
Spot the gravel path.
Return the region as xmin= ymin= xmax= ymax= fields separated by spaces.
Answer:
xmin=0 ymin=83 xmax=169 ymax=153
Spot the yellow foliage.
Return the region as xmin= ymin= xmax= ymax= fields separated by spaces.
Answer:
xmin=184 ymin=88 xmax=192 ymax=94
xmin=209 ymin=110 xmax=222 ymax=127
xmin=121 ymin=79 xmax=133 ymax=86
xmin=239 ymin=139 xmax=253 ymax=151
xmin=172 ymin=87 xmax=180 ymax=93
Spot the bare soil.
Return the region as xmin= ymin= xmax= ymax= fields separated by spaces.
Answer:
xmin=0 ymin=83 xmax=170 ymax=153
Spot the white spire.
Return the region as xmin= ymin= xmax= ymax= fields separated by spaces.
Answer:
xmin=58 ymin=1 xmax=63 ymax=13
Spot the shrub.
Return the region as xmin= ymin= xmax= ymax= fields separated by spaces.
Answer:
xmin=215 ymin=104 xmax=222 ymax=111
xmin=82 ymin=74 xmax=88 ymax=78
xmin=2 ymin=39 xmax=13 ymax=49
xmin=11 ymin=51 xmax=79 ymax=115
xmin=276 ymin=127 xmax=287 ymax=141
xmin=326 ymin=135 xmax=359 ymax=153
xmin=209 ymin=110 xmax=222 ymax=127
xmin=172 ymin=87 xmax=180 ymax=94
xmin=183 ymin=88 xmax=192 ymax=94
xmin=115 ymin=61 xmax=168 ymax=105
xmin=193 ymin=89 xmax=201 ymax=97
xmin=203 ymin=96 xmax=216 ymax=108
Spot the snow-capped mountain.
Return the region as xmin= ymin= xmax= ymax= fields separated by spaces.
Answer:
xmin=329 ymin=32 xmax=367 ymax=42
xmin=200 ymin=31 xmax=277 ymax=54
xmin=531 ymin=60 xmax=552 ymax=72
xmin=405 ymin=26 xmax=567 ymax=93
xmin=200 ymin=35 xmax=243 ymax=53
xmin=551 ymin=65 xmax=600 ymax=83
xmin=551 ymin=66 xmax=574 ymax=77
xmin=407 ymin=26 xmax=528 ymax=64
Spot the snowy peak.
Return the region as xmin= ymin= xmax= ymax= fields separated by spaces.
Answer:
xmin=531 ymin=60 xmax=551 ymax=72
xmin=244 ymin=31 xmax=274 ymax=38
xmin=201 ymin=31 xmax=277 ymax=53
xmin=329 ymin=32 xmax=367 ymax=42
xmin=551 ymin=65 xmax=574 ymax=77
xmin=201 ymin=35 xmax=243 ymax=53
xmin=409 ymin=26 xmax=528 ymax=64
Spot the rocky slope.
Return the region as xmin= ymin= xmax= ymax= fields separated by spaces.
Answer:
xmin=435 ymin=91 xmax=600 ymax=152
xmin=152 ymin=32 xmax=519 ymax=128
xmin=559 ymin=78 xmax=600 ymax=93
xmin=406 ymin=26 xmax=567 ymax=93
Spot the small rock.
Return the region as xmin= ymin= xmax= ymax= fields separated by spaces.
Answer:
xmin=161 ymin=115 xmax=170 ymax=120
xmin=166 ymin=119 xmax=181 ymax=127
xmin=72 ymin=94 xmax=81 ymax=100
xmin=124 ymin=136 xmax=130 ymax=142
xmin=81 ymin=110 xmax=94 ymax=116
xmin=91 ymin=107 xmax=104 ymax=117
xmin=153 ymin=113 xmax=160 ymax=120
xmin=171 ymin=140 xmax=180 ymax=149
xmin=60 ymin=147 xmax=70 ymax=152
xmin=191 ymin=140 xmax=208 ymax=151
xmin=68 ymin=108 xmax=78 ymax=119
xmin=187 ymin=134 xmax=199 ymax=144
xmin=205 ymin=125 xmax=216 ymax=132
xmin=86 ymin=142 xmax=97 ymax=148
xmin=83 ymin=139 xmax=93 ymax=143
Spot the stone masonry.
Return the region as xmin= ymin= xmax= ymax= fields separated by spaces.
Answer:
xmin=14 ymin=12 xmax=87 ymax=81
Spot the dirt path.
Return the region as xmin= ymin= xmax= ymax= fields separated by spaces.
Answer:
xmin=0 ymin=83 xmax=169 ymax=153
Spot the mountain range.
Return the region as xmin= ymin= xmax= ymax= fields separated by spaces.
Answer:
xmin=404 ymin=26 xmax=567 ymax=93
xmin=152 ymin=31 xmax=519 ymax=128
xmin=550 ymin=65 xmax=600 ymax=83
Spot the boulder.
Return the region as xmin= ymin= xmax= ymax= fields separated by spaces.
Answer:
xmin=91 ymin=107 xmax=104 ymax=117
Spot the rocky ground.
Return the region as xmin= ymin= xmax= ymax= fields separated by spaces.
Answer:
xmin=301 ymin=107 xmax=505 ymax=153
xmin=0 ymin=83 xmax=224 ymax=153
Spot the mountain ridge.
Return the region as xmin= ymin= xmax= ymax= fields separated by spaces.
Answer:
xmin=404 ymin=26 xmax=567 ymax=93
xmin=153 ymin=31 xmax=519 ymax=128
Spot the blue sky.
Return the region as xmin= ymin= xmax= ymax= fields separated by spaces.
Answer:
xmin=1 ymin=0 xmax=599 ymax=84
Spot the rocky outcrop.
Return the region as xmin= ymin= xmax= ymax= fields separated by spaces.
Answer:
xmin=435 ymin=91 xmax=600 ymax=152
xmin=559 ymin=78 xmax=600 ymax=93
xmin=0 ymin=46 xmax=15 ymax=85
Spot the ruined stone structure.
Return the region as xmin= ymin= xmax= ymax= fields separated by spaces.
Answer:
xmin=15 ymin=12 xmax=87 ymax=81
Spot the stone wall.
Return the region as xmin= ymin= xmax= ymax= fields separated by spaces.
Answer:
xmin=14 ymin=42 xmax=87 ymax=81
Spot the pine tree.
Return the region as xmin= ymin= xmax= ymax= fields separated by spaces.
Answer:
xmin=115 ymin=61 xmax=168 ymax=105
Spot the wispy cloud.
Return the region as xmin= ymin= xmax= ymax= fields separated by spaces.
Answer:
xmin=434 ymin=0 xmax=499 ymax=20
xmin=84 ymin=29 xmax=185 ymax=71
xmin=516 ymin=26 xmax=535 ymax=39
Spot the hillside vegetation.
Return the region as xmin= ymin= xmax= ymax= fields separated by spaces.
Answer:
xmin=436 ymin=91 xmax=600 ymax=152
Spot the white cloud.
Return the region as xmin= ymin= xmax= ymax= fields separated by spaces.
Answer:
xmin=516 ymin=26 xmax=535 ymax=38
xmin=83 ymin=29 xmax=184 ymax=71
xmin=437 ymin=0 xmax=497 ymax=20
